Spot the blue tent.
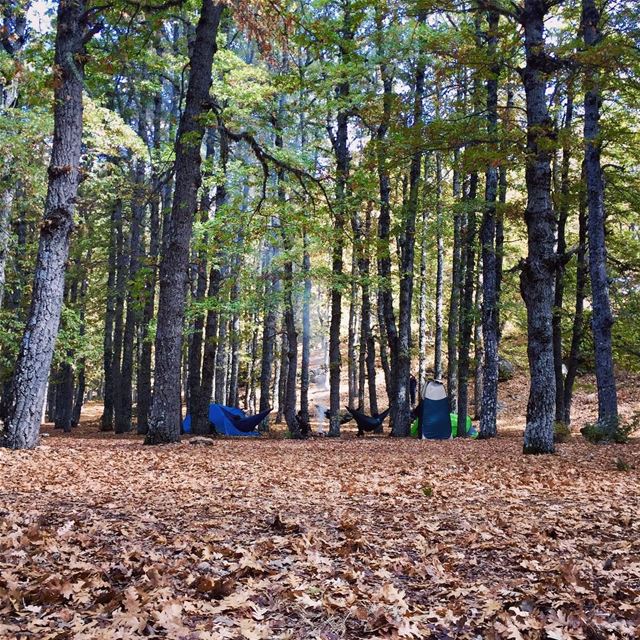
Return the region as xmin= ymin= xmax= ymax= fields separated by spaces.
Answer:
xmin=419 ymin=380 xmax=452 ymax=439
xmin=182 ymin=404 xmax=265 ymax=436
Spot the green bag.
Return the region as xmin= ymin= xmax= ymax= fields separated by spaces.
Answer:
xmin=450 ymin=413 xmax=478 ymax=438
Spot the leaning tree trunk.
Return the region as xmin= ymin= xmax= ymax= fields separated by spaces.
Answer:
xmin=582 ymin=0 xmax=617 ymax=425
xmin=146 ymin=0 xmax=224 ymax=444
xmin=479 ymin=9 xmax=501 ymax=439
xmin=521 ymin=0 xmax=557 ymax=454
xmin=1 ymin=0 xmax=89 ymax=449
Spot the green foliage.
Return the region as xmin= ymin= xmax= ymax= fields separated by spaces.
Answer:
xmin=553 ymin=421 xmax=572 ymax=444
xmin=580 ymin=415 xmax=636 ymax=445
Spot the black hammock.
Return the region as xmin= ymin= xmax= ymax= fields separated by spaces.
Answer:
xmin=346 ymin=406 xmax=390 ymax=435
xmin=220 ymin=407 xmax=272 ymax=433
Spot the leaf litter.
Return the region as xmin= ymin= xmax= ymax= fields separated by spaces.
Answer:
xmin=0 ymin=434 xmax=639 ymax=638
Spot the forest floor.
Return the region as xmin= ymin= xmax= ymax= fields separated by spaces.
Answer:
xmin=0 ymin=374 xmax=639 ymax=639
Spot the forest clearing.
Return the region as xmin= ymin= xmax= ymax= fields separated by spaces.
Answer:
xmin=1 ymin=0 xmax=640 ymax=637
xmin=1 ymin=377 xmax=639 ymax=638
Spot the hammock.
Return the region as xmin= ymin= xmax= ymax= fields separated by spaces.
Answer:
xmin=220 ymin=407 xmax=272 ymax=433
xmin=347 ymin=406 xmax=390 ymax=435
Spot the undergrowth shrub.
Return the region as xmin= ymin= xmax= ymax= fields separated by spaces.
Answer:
xmin=553 ymin=421 xmax=572 ymax=443
xmin=580 ymin=414 xmax=636 ymax=444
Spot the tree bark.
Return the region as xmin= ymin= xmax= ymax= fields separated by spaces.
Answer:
xmin=479 ymin=9 xmax=500 ymax=438
xmin=187 ymin=134 xmax=214 ymax=416
xmin=146 ymin=0 xmax=224 ymax=444
xmin=582 ymin=0 xmax=617 ymax=424
xmin=110 ymin=200 xmax=126 ymax=431
xmin=447 ymin=152 xmax=463 ymax=412
xmin=563 ymin=166 xmax=587 ymax=424
xmin=434 ymin=152 xmax=445 ymax=381
xmin=521 ymin=0 xmax=557 ymax=454
xmin=117 ymin=154 xmax=146 ymax=433
xmin=552 ymin=88 xmax=574 ymax=423
xmin=327 ymin=3 xmax=354 ymax=437
xmin=2 ymin=0 xmax=89 ymax=449
xmin=456 ymin=169 xmax=477 ymax=436
xmin=0 ymin=188 xmax=13 ymax=308
xmin=137 ymin=89 xmax=163 ymax=434
xmin=101 ymin=201 xmax=119 ymax=430
xmin=391 ymin=10 xmax=426 ymax=437
xmin=299 ymin=231 xmax=312 ymax=428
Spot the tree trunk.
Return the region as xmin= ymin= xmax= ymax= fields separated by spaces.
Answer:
xmin=187 ymin=134 xmax=215 ymax=416
xmin=479 ymin=9 xmax=500 ymax=438
xmin=434 ymin=152 xmax=445 ymax=381
xmin=111 ymin=200 xmax=126 ymax=431
xmin=552 ymin=88 xmax=574 ymax=423
xmin=101 ymin=201 xmax=120 ymax=430
xmin=418 ymin=167 xmax=429 ymax=392
xmin=193 ymin=127 xmax=228 ymax=434
xmin=521 ymin=0 xmax=557 ymax=454
xmin=117 ymin=155 xmax=146 ymax=433
xmin=192 ymin=267 xmax=221 ymax=435
xmin=328 ymin=4 xmax=354 ymax=437
xmin=391 ymin=12 xmax=425 ymax=437
xmin=473 ymin=256 xmax=483 ymax=419
xmin=137 ymin=90 xmax=163 ymax=434
xmin=146 ymin=0 xmax=224 ymax=444
xmin=447 ymin=152 xmax=463 ymax=412
xmin=300 ymin=231 xmax=312 ymax=428
xmin=582 ymin=0 xmax=617 ymax=424
xmin=361 ymin=207 xmax=378 ymax=416
xmin=276 ymin=317 xmax=288 ymax=424
xmin=347 ymin=250 xmax=358 ymax=408
xmin=72 ymin=251 xmax=90 ymax=427
xmin=563 ymin=166 xmax=587 ymax=424
xmin=456 ymin=170 xmax=477 ymax=436
xmin=375 ymin=7 xmax=397 ymax=416
xmin=0 ymin=188 xmax=13 ymax=308
xmin=2 ymin=0 xmax=88 ymax=449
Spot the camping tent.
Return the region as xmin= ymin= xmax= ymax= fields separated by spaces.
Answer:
xmin=419 ymin=380 xmax=452 ymax=439
xmin=182 ymin=404 xmax=263 ymax=436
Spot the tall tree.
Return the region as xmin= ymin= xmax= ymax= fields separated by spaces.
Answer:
xmin=1 ymin=0 xmax=96 ymax=449
xmin=145 ymin=0 xmax=224 ymax=444
xmin=581 ymin=0 xmax=618 ymax=426
xmin=520 ymin=0 xmax=557 ymax=454
xmin=479 ymin=9 xmax=501 ymax=439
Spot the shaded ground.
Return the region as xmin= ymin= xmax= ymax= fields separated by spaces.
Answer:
xmin=1 ymin=430 xmax=639 ymax=638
